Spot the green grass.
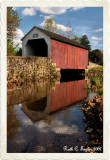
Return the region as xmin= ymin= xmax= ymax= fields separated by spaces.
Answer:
xmin=86 ymin=66 xmax=103 ymax=95
xmin=91 ymin=77 xmax=102 ymax=86
xmin=85 ymin=83 xmax=91 ymax=89
xmin=98 ymin=87 xmax=103 ymax=95
xmin=89 ymin=66 xmax=103 ymax=71
xmin=20 ymin=72 xmax=23 ymax=78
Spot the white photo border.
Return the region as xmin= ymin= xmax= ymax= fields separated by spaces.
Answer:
xmin=1 ymin=0 xmax=110 ymax=159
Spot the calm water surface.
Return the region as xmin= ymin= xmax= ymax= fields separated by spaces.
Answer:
xmin=7 ymin=79 xmax=97 ymax=153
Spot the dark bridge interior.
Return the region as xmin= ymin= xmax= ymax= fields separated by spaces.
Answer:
xmin=60 ymin=69 xmax=85 ymax=82
xmin=26 ymin=97 xmax=47 ymax=112
xmin=27 ymin=39 xmax=48 ymax=57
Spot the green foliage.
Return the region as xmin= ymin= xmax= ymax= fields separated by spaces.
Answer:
xmin=11 ymin=69 xmax=14 ymax=74
xmin=86 ymin=66 xmax=103 ymax=95
xmin=89 ymin=49 xmax=103 ymax=65
xmin=7 ymin=7 xmax=21 ymax=56
xmin=7 ymin=7 xmax=21 ymax=40
xmin=89 ymin=66 xmax=103 ymax=71
xmin=32 ymin=73 xmax=36 ymax=80
xmin=79 ymin=35 xmax=91 ymax=51
xmin=92 ymin=76 xmax=103 ymax=95
xmin=91 ymin=77 xmax=102 ymax=86
xmin=44 ymin=17 xmax=58 ymax=33
xmin=98 ymin=88 xmax=103 ymax=95
xmin=16 ymin=48 xmax=22 ymax=56
xmin=72 ymin=35 xmax=79 ymax=42
xmin=85 ymin=83 xmax=91 ymax=89
xmin=20 ymin=72 xmax=23 ymax=78
xmin=44 ymin=17 xmax=74 ymax=38
xmin=86 ymin=75 xmax=103 ymax=95
xmin=7 ymin=39 xmax=18 ymax=56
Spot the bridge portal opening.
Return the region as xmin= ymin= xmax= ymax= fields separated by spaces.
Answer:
xmin=60 ymin=69 xmax=85 ymax=82
xmin=27 ymin=38 xmax=48 ymax=57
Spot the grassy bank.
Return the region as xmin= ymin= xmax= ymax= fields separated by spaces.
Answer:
xmin=81 ymin=66 xmax=103 ymax=152
xmin=89 ymin=66 xmax=103 ymax=71
xmin=86 ymin=66 xmax=103 ymax=95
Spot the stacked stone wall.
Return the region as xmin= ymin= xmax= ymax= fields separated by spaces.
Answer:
xmin=7 ymin=56 xmax=60 ymax=84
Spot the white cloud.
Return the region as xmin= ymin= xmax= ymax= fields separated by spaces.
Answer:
xmin=13 ymin=29 xmax=24 ymax=48
xmin=92 ymin=40 xmax=99 ymax=46
xmin=90 ymin=28 xmax=103 ymax=33
xmin=52 ymin=120 xmax=78 ymax=135
xmin=36 ymin=7 xmax=69 ymax=15
xmin=95 ymin=28 xmax=103 ymax=32
xmin=22 ymin=8 xmax=36 ymax=16
xmin=16 ymin=29 xmax=24 ymax=38
xmin=74 ymin=26 xmax=90 ymax=36
xmin=13 ymin=38 xmax=22 ymax=48
xmin=22 ymin=7 xmax=85 ymax=17
xmin=92 ymin=40 xmax=103 ymax=47
xmin=57 ymin=24 xmax=72 ymax=31
xmin=72 ymin=7 xmax=85 ymax=11
xmin=52 ymin=124 xmax=78 ymax=135
xmin=22 ymin=117 xmax=33 ymax=125
xmin=36 ymin=120 xmax=78 ymax=135
xmin=13 ymin=29 xmax=24 ymax=47
xmin=12 ymin=7 xmax=17 ymax=11
xmin=35 ymin=121 xmax=49 ymax=133
xmin=92 ymin=36 xmax=102 ymax=40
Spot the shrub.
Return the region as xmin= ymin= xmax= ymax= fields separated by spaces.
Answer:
xmin=89 ymin=49 xmax=103 ymax=65
xmin=91 ymin=77 xmax=102 ymax=86
xmin=89 ymin=66 xmax=103 ymax=71
xmin=20 ymin=72 xmax=23 ymax=78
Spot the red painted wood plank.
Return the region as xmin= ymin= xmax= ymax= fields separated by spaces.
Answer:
xmin=51 ymin=39 xmax=88 ymax=69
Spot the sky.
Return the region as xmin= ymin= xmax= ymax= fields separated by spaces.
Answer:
xmin=13 ymin=7 xmax=103 ymax=50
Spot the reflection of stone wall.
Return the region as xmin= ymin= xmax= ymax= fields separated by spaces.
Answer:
xmin=7 ymin=80 xmax=58 ymax=106
xmin=7 ymin=56 xmax=60 ymax=83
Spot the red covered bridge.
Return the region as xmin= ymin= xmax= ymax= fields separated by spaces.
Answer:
xmin=21 ymin=79 xmax=87 ymax=122
xmin=22 ymin=26 xmax=89 ymax=70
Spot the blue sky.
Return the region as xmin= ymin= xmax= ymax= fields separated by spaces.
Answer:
xmin=14 ymin=7 xmax=103 ymax=50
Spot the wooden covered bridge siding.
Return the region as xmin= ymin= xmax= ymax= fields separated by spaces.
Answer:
xmin=51 ymin=39 xmax=88 ymax=69
xmin=22 ymin=27 xmax=89 ymax=70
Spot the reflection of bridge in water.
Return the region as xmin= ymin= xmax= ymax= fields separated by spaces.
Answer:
xmin=21 ymin=80 xmax=87 ymax=122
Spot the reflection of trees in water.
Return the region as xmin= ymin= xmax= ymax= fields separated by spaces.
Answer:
xmin=7 ymin=106 xmax=20 ymax=140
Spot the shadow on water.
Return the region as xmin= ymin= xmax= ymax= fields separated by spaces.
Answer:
xmin=7 ymin=70 xmax=102 ymax=153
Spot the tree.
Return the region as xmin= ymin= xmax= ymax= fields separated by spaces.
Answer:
xmin=72 ymin=35 xmax=79 ymax=42
xmin=7 ymin=7 xmax=21 ymax=56
xmin=65 ymin=21 xmax=74 ymax=39
xmin=44 ymin=17 xmax=57 ymax=33
xmin=16 ymin=48 xmax=22 ymax=56
xmin=7 ymin=7 xmax=21 ymax=40
xmin=79 ymin=35 xmax=91 ymax=51
xmin=89 ymin=49 xmax=103 ymax=65
xmin=7 ymin=39 xmax=18 ymax=56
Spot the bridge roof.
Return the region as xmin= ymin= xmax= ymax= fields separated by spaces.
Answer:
xmin=21 ymin=26 xmax=88 ymax=50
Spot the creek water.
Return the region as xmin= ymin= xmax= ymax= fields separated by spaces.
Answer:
xmin=7 ymin=78 xmax=98 ymax=153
